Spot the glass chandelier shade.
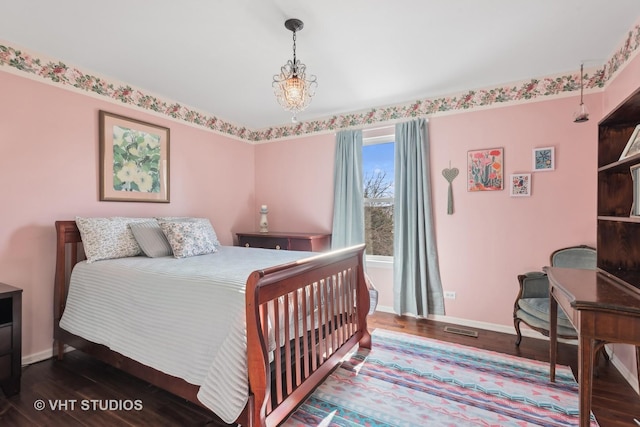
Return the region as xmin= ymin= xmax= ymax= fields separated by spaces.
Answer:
xmin=273 ymin=19 xmax=317 ymax=123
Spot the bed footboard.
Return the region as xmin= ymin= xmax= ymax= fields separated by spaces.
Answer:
xmin=245 ymin=244 xmax=371 ymax=427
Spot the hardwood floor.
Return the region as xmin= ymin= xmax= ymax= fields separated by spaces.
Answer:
xmin=1 ymin=312 xmax=639 ymax=426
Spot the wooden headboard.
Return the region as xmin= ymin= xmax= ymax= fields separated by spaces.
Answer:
xmin=54 ymin=221 xmax=84 ymax=323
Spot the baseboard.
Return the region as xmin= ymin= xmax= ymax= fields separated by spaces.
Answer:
xmin=607 ymin=346 xmax=640 ymax=394
xmin=22 ymin=345 xmax=73 ymax=367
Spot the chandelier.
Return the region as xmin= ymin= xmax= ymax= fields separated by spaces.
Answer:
xmin=573 ymin=63 xmax=589 ymax=123
xmin=273 ymin=18 xmax=317 ymax=123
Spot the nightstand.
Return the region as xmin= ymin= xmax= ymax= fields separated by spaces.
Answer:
xmin=0 ymin=283 xmax=21 ymax=396
xmin=237 ymin=231 xmax=331 ymax=252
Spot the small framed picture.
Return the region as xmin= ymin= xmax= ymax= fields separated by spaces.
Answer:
xmin=532 ymin=147 xmax=555 ymax=171
xmin=631 ymin=164 xmax=640 ymax=216
xmin=620 ymin=125 xmax=640 ymax=161
xmin=509 ymin=173 xmax=531 ymax=197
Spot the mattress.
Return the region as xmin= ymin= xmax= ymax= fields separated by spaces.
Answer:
xmin=59 ymin=245 xmax=313 ymax=423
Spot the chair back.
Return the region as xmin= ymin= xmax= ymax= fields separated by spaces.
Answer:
xmin=551 ymin=245 xmax=596 ymax=269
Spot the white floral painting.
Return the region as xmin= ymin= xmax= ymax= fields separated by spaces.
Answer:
xmin=99 ymin=111 xmax=170 ymax=202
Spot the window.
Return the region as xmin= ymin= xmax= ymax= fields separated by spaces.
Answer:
xmin=363 ymin=130 xmax=395 ymax=258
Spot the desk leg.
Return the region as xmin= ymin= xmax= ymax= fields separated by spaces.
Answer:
xmin=549 ymin=294 xmax=558 ymax=382
xmin=578 ymin=336 xmax=595 ymax=427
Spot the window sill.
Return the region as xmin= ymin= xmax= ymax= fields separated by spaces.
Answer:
xmin=366 ymin=255 xmax=393 ymax=269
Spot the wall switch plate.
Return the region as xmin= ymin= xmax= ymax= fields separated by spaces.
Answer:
xmin=444 ymin=291 xmax=456 ymax=299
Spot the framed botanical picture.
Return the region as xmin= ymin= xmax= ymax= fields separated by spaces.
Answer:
xmin=532 ymin=147 xmax=555 ymax=171
xmin=467 ymin=148 xmax=503 ymax=191
xmin=509 ymin=173 xmax=531 ymax=197
xmin=99 ymin=111 xmax=170 ymax=202
xmin=619 ymin=125 xmax=640 ymax=160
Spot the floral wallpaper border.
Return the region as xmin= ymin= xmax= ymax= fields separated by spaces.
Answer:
xmin=1 ymin=23 xmax=639 ymax=143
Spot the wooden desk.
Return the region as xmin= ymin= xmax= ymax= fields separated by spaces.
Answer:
xmin=545 ymin=266 xmax=640 ymax=427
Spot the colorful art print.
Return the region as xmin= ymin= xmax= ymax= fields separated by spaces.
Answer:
xmin=99 ymin=111 xmax=170 ymax=202
xmin=533 ymin=147 xmax=555 ymax=171
xmin=509 ymin=173 xmax=531 ymax=197
xmin=467 ymin=148 xmax=503 ymax=191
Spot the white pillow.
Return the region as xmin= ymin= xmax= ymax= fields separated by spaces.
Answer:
xmin=155 ymin=216 xmax=220 ymax=246
xmin=129 ymin=221 xmax=173 ymax=257
xmin=157 ymin=220 xmax=217 ymax=258
xmin=75 ymin=217 xmax=149 ymax=263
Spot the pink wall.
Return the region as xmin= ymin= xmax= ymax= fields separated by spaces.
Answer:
xmin=0 ymin=72 xmax=256 ymax=358
xmin=253 ymin=134 xmax=335 ymax=234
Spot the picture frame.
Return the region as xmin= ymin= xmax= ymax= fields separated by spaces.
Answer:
xmin=620 ymin=125 xmax=640 ymax=160
xmin=509 ymin=173 xmax=531 ymax=197
xmin=631 ymin=164 xmax=640 ymax=216
xmin=467 ymin=147 xmax=504 ymax=191
xmin=99 ymin=111 xmax=170 ymax=202
xmin=532 ymin=146 xmax=555 ymax=171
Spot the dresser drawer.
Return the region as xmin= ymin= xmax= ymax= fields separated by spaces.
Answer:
xmin=240 ymin=236 xmax=289 ymax=250
xmin=0 ymin=325 xmax=11 ymax=355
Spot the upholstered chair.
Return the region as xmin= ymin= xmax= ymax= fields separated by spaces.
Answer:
xmin=514 ymin=245 xmax=596 ymax=346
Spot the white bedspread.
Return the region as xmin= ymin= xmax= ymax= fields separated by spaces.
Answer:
xmin=59 ymin=245 xmax=312 ymax=423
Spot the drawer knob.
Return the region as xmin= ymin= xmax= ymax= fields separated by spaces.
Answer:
xmin=245 ymin=243 xmax=250 ymax=247
xmin=275 ymin=245 xmax=281 ymax=250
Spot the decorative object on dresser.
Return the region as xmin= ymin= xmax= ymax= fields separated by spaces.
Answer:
xmin=259 ymin=205 xmax=269 ymax=232
xmin=0 ymin=283 xmax=22 ymax=397
xmin=99 ymin=111 xmax=170 ymax=203
xmin=237 ymin=231 xmax=331 ymax=252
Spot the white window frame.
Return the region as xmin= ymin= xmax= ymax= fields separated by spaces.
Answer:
xmin=363 ymin=127 xmax=395 ymax=267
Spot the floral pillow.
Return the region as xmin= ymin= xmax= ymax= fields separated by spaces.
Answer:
xmin=75 ymin=217 xmax=149 ymax=263
xmin=155 ymin=216 xmax=220 ymax=247
xmin=158 ymin=220 xmax=217 ymax=258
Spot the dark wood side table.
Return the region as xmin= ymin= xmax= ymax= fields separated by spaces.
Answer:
xmin=545 ymin=266 xmax=640 ymax=427
xmin=0 ymin=282 xmax=22 ymax=396
xmin=236 ymin=231 xmax=331 ymax=252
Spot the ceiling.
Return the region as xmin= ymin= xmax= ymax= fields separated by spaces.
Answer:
xmin=1 ymin=1 xmax=640 ymax=130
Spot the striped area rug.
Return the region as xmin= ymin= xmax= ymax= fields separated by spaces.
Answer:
xmin=283 ymin=328 xmax=598 ymax=426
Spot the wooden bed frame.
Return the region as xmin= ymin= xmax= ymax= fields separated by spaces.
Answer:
xmin=54 ymin=220 xmax=371 ymax=427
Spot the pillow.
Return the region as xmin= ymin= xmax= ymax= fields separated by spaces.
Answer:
xmin=158 ymin=220 xmax=217 ymax=258
xmin=75 ymin=217 xmax=149 ymax=263
xmin=155 ymin=216 xmax=220 ymax=246
xmin=129 ymin=221 xmax=173 ymax=257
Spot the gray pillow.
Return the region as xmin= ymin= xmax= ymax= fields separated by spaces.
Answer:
xmin=129 ymin=221 xmax=173 ymax=257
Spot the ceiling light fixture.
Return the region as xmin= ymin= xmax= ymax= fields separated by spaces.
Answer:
xmin=273 ymin=18 xmax=317 ymax=123
xmin=573 ymin=63 xmax=589 ymax=123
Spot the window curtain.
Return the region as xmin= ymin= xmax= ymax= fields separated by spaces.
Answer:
xmin=331 ymin=130 xmax=364 ymax=249
xmin=393 ymin=118 xmax=444 ymax=316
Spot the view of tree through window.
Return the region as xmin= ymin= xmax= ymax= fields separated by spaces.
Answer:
xmin=363 ymin=141 xmax=394 ymax=256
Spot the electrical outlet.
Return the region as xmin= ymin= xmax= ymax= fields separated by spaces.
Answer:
xmin=444 ymin=291 xmax=456 ymax=299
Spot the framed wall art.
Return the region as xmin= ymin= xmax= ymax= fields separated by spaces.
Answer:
xmin=619 ymin=124 xmax=640 ymax=160
xmin=532 ymin=146 xmax=555 ymax=171
xmin=99 ymin=111 xmax=170 ymax=202
xmin=509 ymin=173 xmax=531 ymax=197
xmin=467 ymin=147 xmax=503 ymax=191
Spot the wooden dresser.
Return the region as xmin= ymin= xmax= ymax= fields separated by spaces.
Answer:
xmin=236 ymin=231 xmax=331 ymax=252
xmin=0 ymin=282 xmax=22 ymax=397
